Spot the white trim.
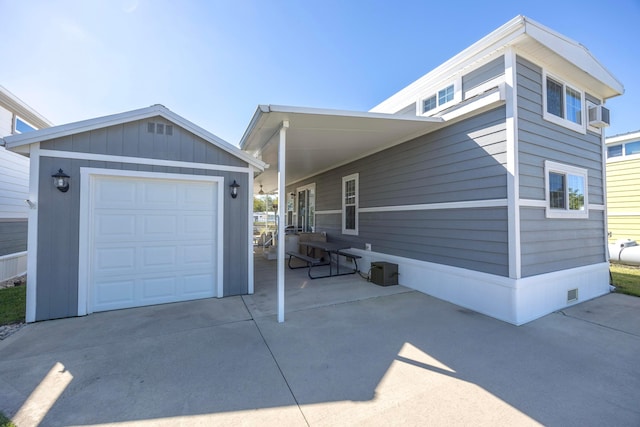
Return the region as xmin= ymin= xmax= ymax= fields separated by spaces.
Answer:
xmin=417 ymin=78 xmax=462 ymax=117
xmin=589 ymin=204 xmax=605 ymax=211
xmin=464 ymin=75 xmax=505 ymax=99
xmin=519 ymin=199 xmax=547 ymax=208
xmin=542 ymin=70 xmax=586 ymax=134
xmin=277 ymin=121 xmax=289 ymax=323
xmin=544 ymin=160 xmax=589 ymax=219
xmin=505 ymin=48 xmax=520 ymax=279
xmin=248 ymin=171 xmax=255 ymax=295
xmin=438 ymin=87 xmax=505 ymax=123
xmin=359 ymin=199 xmax=507 ymax=213
xmin=77 ymin=168 xmax=225 ymax=316
xmin=606 ymin=152 xmax=640 ymax=164
xmin=39 ymin=149 xmax=253 ymax=174
xmin=25 ymin=143 xmax=39 ymax=323
xmin=606 ymin=131 xmax=640 ymax=145
xmin=341 ymin=173 xmax=359 ymax=236
xmin=348 ymin=248 xmax=610 ymax=325
xmin=315 ymin=210 xmax=341 ymax=215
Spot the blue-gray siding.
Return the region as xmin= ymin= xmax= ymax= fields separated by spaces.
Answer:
xmin=516 ymin=55 xmax=606 ymax=276
xmin=292 ymin=107 xmax=509 ymax=276
xmin=462 ymin=56 xmax=505 ymax=98
xmin=0 ymin=220 xmax=27 ymax=256
xmin=35 ymin=118 xmax=249 ymax=321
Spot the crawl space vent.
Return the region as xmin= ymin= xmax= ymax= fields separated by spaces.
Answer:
xmin=567 ymin=288 xmax=579 ymax=302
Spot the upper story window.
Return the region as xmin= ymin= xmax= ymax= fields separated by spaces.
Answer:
xmin=420 ymin=82 xmax=458 ymax=115
xmin=545 ymin=160 xmax=588 ymax=219
xmin=342 ymin=173 xmax=358 ymax=235
xmin=13 ymin=116 xmax=36 ymax=134
xmin=543 ymin=72 xmax=585 ymax=133
xmin=608 ymin=140 xmax=640 ymax=159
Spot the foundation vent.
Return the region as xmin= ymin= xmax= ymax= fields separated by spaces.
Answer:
xmin=567 ymin=288 xmax=579 ymax=302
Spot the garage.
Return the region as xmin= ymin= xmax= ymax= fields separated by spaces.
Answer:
xmin=82 ymin=171 xmax=223 ymax=313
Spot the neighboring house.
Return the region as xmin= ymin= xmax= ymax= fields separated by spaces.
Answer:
xmin=240 ymin=16 xmax=623 ymax=325
xmin=0 ymin=86 xmax=52 ymax=282
xmin=605 ymin=130 xmax=640 ymax=243
xmin=3 ymin=105 xmax=265 ymax=322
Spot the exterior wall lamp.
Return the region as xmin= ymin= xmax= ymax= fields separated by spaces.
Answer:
xmin=229 ymin=180 xmax=240 ymax=199
xmin=52 ymin=169 xmax=70 ymax=193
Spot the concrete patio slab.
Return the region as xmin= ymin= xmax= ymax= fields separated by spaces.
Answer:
xmin=0 ymin=285 xmax=638 ymax=426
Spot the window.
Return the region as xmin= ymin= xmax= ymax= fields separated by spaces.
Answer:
xmin=545 ymin=161 xmax=588 ymax=219
xmin=543 ymin=73 xmax=584 ymax=133
xmin=625 ymin=141 xmax=640 ymax=156
xmin=607 ymin=145 xmax=623 ymax=158
xmin=342 ymin=173 xmax=358 ymax=235
xmin=13 ymin=116 xmax=36 ymax=134
xmin=420 ymin=83 xmax=456 ymax=114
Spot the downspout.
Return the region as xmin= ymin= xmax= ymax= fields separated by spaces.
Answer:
xmin=277 ymin=120 xmax=289 ymax=323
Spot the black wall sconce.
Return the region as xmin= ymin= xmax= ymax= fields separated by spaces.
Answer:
xmin=52 ymin=169 xmax=70 ymax=193
xmin=229 ymin=180 xmax=240 ymax=199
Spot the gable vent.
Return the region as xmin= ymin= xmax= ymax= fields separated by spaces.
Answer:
xmin=567 ymin=288 xmax=579 ymax=302
xmin=156 ymin=123 xmax=165 ymax=134
xmin=166 ymin=124 xmax=173 ymax=136
xmin=147 ymin=122 xmax=155 ymax=133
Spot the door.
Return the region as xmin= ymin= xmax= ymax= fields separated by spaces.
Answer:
xmin=296 ymin=183 xmax=315 ymax=232
xmin=87 ymin=174 xmax=219 ymax=313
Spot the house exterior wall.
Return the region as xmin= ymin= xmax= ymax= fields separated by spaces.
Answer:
xmin=0 ymin=147 xmax=29 ymax=258
xmin=291 ymin=107 xmax=509 ymax=276
xmin=0 ymin=105 xmax=14 ymax=136
xmin=606 ymin=154 xmax=640 ymax=243
xmin=516 ymin=55 xmax=607 ymax=277
xmin=34 ymin=117 xmax=250 ymax=320
xmin=462 ymin=56 xmax=505 ymax=98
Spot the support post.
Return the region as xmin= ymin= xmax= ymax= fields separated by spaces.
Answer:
xmin=277 ymin=121 xmax=289 ymax=323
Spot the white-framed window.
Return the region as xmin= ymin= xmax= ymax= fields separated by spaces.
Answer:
xmin=13 ymin=116 xmax=36 ymax=134
xmin=419 ymin=80 xmax=460 ymax=116
xmin=342 ymin=173 xmax=358 ymax=235
xmin=545 ymin=161 xmax=588 ymax=219
xmin=606 ymin=140 xmax=640 ymax=160
xmin=543 ymin=71 xmax=585 ymax=133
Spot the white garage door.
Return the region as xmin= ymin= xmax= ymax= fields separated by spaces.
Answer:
xmin=88 ymin=175 xmax=219 ymax=312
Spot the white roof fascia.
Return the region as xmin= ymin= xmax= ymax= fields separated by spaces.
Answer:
xmin=606 ymin=130 xmax=640 ymax=145
xmin=3 ymin=104 xmax=265 ymax=171
xmin=372 ymin=15 xmax=623 ymax=114
xmin=0 ymin=85 xmax=54 ymax=129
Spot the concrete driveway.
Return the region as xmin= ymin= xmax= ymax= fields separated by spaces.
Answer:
xmin=1 ymin=291 xmax=639 ymax=426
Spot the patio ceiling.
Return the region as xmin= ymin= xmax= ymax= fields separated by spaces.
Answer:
xmin=239 ymin=105 xmax=444 ymax=193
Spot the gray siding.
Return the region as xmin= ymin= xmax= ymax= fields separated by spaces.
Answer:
xmin=516 ymin=55 xmax=606 ymax=276
xmin=0 ymin=219 xmax=27 ymax=256
xmin=520 ymin=208 xmax=605 ymax=276
xmin=462 ymin=56 xmax=505 ymax=98
xmin=35 ymin=120 xmax=249 ymax=321
xmin=292 ymin=107 xmax=509 ymax=276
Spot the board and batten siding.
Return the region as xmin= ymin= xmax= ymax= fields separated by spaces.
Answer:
xmin=606 ymin=157 xmax=640 ymax=242
xmin=516 ymin=55 xmax=606 ymax=276
xmin=295 ymin=107 xmax=509 ymax=276
xmin=35 ymin=118 xmax=249 ymax=321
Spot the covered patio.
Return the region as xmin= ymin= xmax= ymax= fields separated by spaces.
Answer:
xmin=241 ymin=105 xmax=444 ymax=321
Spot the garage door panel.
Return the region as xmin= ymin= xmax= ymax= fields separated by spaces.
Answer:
xmin=142 ymin=246 xmax=177 ymax=268
xmin=88 ymin=174 xmax=219 ymax=313
xmin=95 ymin=280 xmax=135 ymax=307
xmin=184 ymin=274 xmax=214 ymax=295
xmin=95 ymin=179 xmax=136 ymax=207
xmin=95 ymin=247 xmax=136 ymax=272
xmin=142 ymin=215 xmax=178 ymax=236
xmin=142 ymin=277 xmax=176 ymax=299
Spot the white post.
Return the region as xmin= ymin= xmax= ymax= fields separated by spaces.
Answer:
xmin=277 ymin=121 xmax=289 ymax=323
xmin=248 ymin=169 xmax=255 ymax=295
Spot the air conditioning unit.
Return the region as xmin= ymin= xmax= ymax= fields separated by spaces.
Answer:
xmin=588 ymin=105 xmax=610 ymax=128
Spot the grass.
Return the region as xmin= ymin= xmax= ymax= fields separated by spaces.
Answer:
xmin=0 ymin=285 xmax=26 ymax=326
xmin=0 ymin=412 xmax=15 ymax=427
xmin=609 ymin=263 xmax=640 ymax=297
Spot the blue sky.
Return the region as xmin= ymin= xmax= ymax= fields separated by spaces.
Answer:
xmin=1 ymin=0 xmax=638 ymax=144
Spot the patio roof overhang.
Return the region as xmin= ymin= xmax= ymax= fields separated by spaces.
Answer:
xmin=239 ymin=105 xmax=445 ymax=193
